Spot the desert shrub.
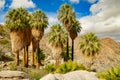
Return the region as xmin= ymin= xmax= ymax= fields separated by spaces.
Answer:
xmin=56 ymin=60 xmax=88 ymax=74
xmin=34 ymin=48 xmax=45 ymax=63
xmin=98 ymin=65 xmax=120 ymax=80
xmin=9 ymin=62 xmax=27 ymax=72
xmin=9 ymin=63 xmax=48 ymax=80
xmin=9 ymin=63 xmax=18 ymax=70
xmin=0 ymin=39 xmax=9 ymax=45
xmin=0 ymin=49 xmax=3 ymax=60
xmin=0 ymin=52 xmax=13 ymax=61
xmin=45 ymin=63 xmax=56 ymax=73
xmin=28 ymin=69 xmax=48 ymax=80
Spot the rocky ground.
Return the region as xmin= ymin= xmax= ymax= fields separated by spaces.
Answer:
xmin=0 ymin=70 xmax=33 ymax=80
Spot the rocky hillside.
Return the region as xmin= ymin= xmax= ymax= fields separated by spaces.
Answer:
xmin=40 ymin=36 xmax=120 ymax=72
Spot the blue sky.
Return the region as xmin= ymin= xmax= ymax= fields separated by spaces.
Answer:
xmin=0 ymin=0 xmax=120 ymax=41
xmin=0 ymin=0 xmax=98 ymax=23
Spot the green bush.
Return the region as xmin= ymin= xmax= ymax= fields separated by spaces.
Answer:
xmin=28 ymin=69 xmax=48 ymax=80
xmin=56 ymin=60 xmax=88 ymax=74
xmin=45 ymin=63 xmax=56 ymax=73
xmin=45 ymin=61 xmax=89 ymax=74
xmin=0 ymin=52 xmax=14 ymax=61
xmin=0 ymin=39 xmax=9 ymax=45
xmin=9 ymin=63 xmax=18 ymax=70
xmin=34 ymin=48 xmax=45 ymax=63
xmin=9 ymin=63 xmax=48 ymax=80
xmin=98 ymin=65 xmax=120 ymax=80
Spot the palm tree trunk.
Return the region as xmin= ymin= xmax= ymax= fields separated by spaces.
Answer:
xmin=55 ymin=59 xmax=59 ymax=68
xmin=66 ymin=36 xmax=69 ymax=61
xmin=71 ymin=39 xmax=74 ymax=61
xmin=31 ymin=48 xmax=34 ymax=66
xmin=31 ymin=41 xmax=34 ymax=66
xmin=15 ymin=52 xmax=19 ymax=66
xmin=36 ymin=44 xmax=40 ymax=69
xmin=25 ymin=46 xmax=28 ymax=67
xmin=23 ymin=47 xmax=26 ymax=67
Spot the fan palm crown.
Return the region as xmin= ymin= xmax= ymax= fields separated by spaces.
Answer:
xmin=5 ymin=8 xmax=30 ymax=31
xmin=79 ymin=32 xmax=101 ymax=56
xmin=47 ymin=24 xmax=67 ymax=48
xmin=57 ymin=4 xmax=75 ymax=31
xmin=31 ymin=10 xmax=48 ymax=30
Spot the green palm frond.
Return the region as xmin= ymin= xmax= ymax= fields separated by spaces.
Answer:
xmin=57 ymin=4 xmax=76 ymax=31
xmin=79 ymin=32 xmax=101 ymax=57
xmin=47 ymin=24 xmax=67 ymax=48
xmin=5 ymin=8 xmax=30 ymax=31
xmin=31 ymin=10 xmax=48 ymax=30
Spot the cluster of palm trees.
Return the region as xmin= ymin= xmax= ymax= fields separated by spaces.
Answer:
xmin=5 ymin=8 xmax=48 ymax=69
xmin=46 ymin=4 xmax=82 ymax=67
xmin=4 ymin=3 xmax=101 ymax=69
xmin=57 ymin=4 xmax=81 ymax=61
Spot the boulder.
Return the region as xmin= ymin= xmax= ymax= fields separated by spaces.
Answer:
xmin=0 ymin=70 xmax=33 ymax=80
xmin=40 ymin=70 xmax=99 ymax=80
xmin=63 ymin=70 xmax=98 ymax=80
xmin=40 ymin=73 xmax=63 ymax=80
xmin=40 ymin=74 xmax=57 ymax=80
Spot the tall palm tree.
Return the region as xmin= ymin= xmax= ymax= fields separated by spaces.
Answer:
xmin=79 ymin=32 xmax=101 ymax=68
xmin=47 ymin=24 xmax=67 ymax=68
xmin=31 ymin=10 xmax=48 ymax=69
xmin=58 ymin=4 xmax=76 ymax=61
xmin=5 ymin=8 xmax=31 ymax=67
xmin=69 ymin=20 xmax=81 ymax=61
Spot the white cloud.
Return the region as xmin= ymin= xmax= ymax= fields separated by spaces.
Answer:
xmin=79 ymin=0 xmax=120 ymax=40
xmin=44 ymin=13 xmax=59 ymax=33
xmin=87 ymin=0 xmax=97 ymax=3
xmin=48 ymin=17 xmax=58 ymax=26
xmin=10 ymin=0 xmax=35 ymax=9
xmin=0 ymin=0 xmax=5 ymax=10
xmin=70 ymin=0 xmax=80 ymax=4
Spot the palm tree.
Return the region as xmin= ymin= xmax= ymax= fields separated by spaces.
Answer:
xmin=69 ymin=20 xmax=81 ymax=61
xmin=58 ymin=4 xmax=76 ymax=61
xmin=5 ymin=8 xmax=31 ymax=67
xmin=79 ymin=32 xmax=101 ymax=68
xmin=30 ymin=10 xmax=48 ymax=69
xmin=47 ymin=24 xmax=67 ymax=68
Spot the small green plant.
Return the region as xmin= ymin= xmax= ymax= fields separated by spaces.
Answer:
xmin=45 ymin=63 xmax=56 ymax=73
xmin=9 ymin=64 xmax=48 ymax=80
xmin=0 ymin=39 xmax=9 ymax=45
xmin=0 ymin=52 xmax=14 ymax=61
xmin=9 ymin=63 xmax=18 ymax=70
xmin=56 ymin=60 xmax=87 ymax=74
xmin=98 ymin=65 xmax=120 ymax=80
xmin=28 ymin=69 xmax=48 ymax=80
xmin=34 ymin=48 xmax=45 ymax=64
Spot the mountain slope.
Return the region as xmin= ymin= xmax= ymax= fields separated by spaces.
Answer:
xmin=40 ymin=36 xmax=120 ymax=72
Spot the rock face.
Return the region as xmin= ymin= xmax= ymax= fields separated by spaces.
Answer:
xmin=40 ymin=36 xmax=120 ymax=72
xmin=0 ymin=70 xmax=33 ymax=80
xmin=73 ymin=37 xmax=120 ymax=72
xmin=40 ymin=70 xmax=98 ymax=80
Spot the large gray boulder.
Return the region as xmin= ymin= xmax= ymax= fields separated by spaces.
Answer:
xmin=63 ymin=70 xmax=98 ymax=80
xmin=40 ymin=70 xmax=99 ymax=80
xmin=40 ymin=73 xmax=63 ymax=80
xmin=0 ymin=70 xmax=33 ymax=80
